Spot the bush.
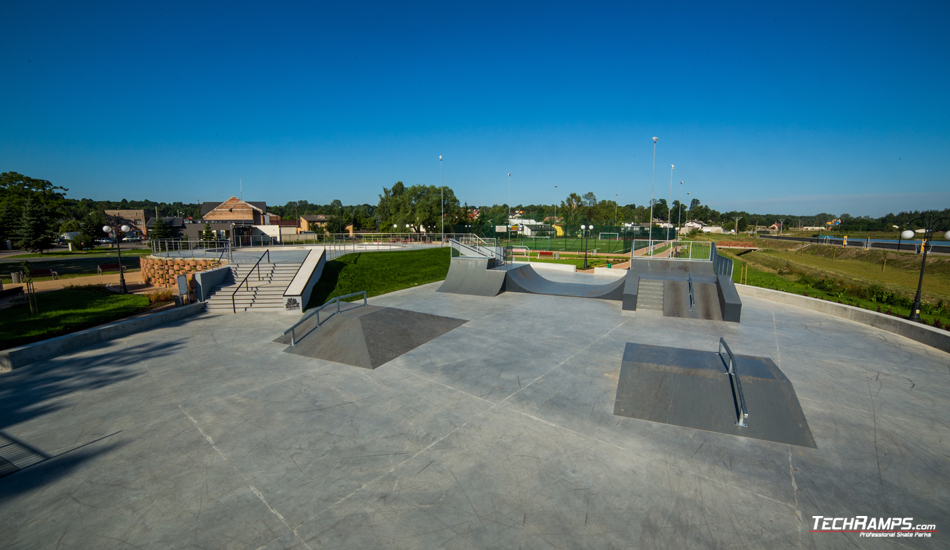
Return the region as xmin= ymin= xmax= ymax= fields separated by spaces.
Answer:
xmin=147 ymin=290 xmax=175 ymax=304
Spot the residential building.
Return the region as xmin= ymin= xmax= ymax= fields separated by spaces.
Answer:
xmin=104 ymin=209 xmax=151 ymax=237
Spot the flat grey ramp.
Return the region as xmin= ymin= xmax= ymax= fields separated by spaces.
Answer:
xmin=274 ymin=306 xmax=467 ymax=369
xmin=614 ymin=343 xmax=816 ymax=447
xmin=505 ymin=265 xmax=626 ymax=301
xmin=437 ymin=258 xmax=507 ymax=296
xmin=663 ymin=280 xmax=723 ymax=321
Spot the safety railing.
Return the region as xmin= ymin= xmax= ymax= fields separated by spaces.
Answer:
xmin=718 ymin=338 xmax=749 ymax=427
xmin=449 ymin=238 xmax=505 ymax=265
xmin=150 ymin=239 xmax=232 ymax=263
xmin=688 ymin=272 xmax=695 ymax=311
xmin=231 ymin=250 xmax=270 ymax=313
xmin=282 ymin=291 xmax=368 ymax=346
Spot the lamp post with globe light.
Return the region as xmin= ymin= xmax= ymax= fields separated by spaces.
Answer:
xmin=102 ymin=222 xmax=130 ymax=294
xmin=580 ymin=224 xmax=589 ymax=269
xmin=900 ymin=214 xmax=950 ymax=321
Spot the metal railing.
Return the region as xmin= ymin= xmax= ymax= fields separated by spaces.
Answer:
xmin=631 ymin=240 xmax=712 ymax=261
xmin=231 ymin=250 xmax=270 ymax=313
xmin=718 ymin=338 xmax=749 ymax=427
xmin=282 ymin=291 xmax=368 ymax=346
xmin=449 ymin=238 xmax=505 ymax=265
xmin=687 ymin=272 xmax=695 ymax=311
xmin=150 ymin=239 xmax=232 ymax=263
xmin=710 ymin=242 xmax=734 ymax=278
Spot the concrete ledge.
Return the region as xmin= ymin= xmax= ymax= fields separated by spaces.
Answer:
xmin=0 ymin=302 xmax=207 ymax=372
xmin=593 ymin=267 xmax=627 ymax=278
xmin=736 ymin=284 xmax=950 ymax=353
xmin=526 ymin=262 xmax=576 ymax=273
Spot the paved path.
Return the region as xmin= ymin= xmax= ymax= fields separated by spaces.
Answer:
xmin=0 ymin=283 xmax=947 ymax=548
xmin=2 ymin=272 xmax=152 ymax=295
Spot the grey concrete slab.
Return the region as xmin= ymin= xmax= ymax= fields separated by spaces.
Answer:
xmin=0 ymin=279 xmax=948 ymax=548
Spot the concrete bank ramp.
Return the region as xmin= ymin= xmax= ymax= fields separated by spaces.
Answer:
xmin=505 ymin=265 xmax=627 ymax=301
xmin=437 ymin=258 xmax=507 ymax=296
xmin=613 ymin=343 xmax=815 ymax=447
xmin=274 ymin=305 xmax=467 ymax=369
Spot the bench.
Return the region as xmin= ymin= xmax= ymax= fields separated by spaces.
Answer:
xmin=537 ymin=251 xmax=559 ymax=259
xmin=0 ymin=287 xmax=24 ymax=300
xmin=27 ymin=268 xmax=58 ymax=280
xmin=97 ymin=263 xmax=127 ymax=275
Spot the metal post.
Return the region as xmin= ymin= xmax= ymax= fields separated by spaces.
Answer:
xmin=648 ymin=137 xmax=658 ymax=256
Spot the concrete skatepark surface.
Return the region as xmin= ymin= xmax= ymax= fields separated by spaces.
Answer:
xmin=503 ymin=264 xmax=627 ymax=301
xmin=0 ymin=281 xmax=948 ymax=548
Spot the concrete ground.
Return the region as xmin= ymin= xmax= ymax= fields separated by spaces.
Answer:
xmin=0 ymin=278 xmax=948 ymax=549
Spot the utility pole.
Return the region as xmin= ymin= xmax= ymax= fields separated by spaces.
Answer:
xmin=648 ymin=137 xmax=658 ymax=254
xmin=734 ymin=216 xmax=743 ymax=241
xmin=440 ymin=155 xmax=444 ymax=243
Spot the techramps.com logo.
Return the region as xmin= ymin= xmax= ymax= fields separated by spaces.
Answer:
xmin=811 ymin=516 xmax=938 ymax=538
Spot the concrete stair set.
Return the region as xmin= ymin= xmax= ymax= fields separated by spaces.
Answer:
xmin=205 ymin=262 xmax=302 ymax=312
xmin=636 ymin=279 xmax=664 ymax=312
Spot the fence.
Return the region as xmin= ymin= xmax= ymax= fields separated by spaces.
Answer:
xmin=630 ymin=240 xmax=712 ymax=260
xmin=150 ymin=239 xmax=232 ymax=263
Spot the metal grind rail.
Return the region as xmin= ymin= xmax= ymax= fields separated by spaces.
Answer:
xmin=231 ymin=250 xmax=270 ymax=313
xmin=688 ymin=272 xmax=695 ymax=311
xmin=718 ymin=338 xmax=749 ymax=427
xmin=282 ymin=291 xmax=368 ymax=346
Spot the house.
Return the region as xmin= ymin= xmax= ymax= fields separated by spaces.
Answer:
xmin=768 ymin=222 xmax=782 ymax=231
xmin=201 ymin=197 xmax=268 ymax=225
xmin=701 ymin=225 xmax=724 ymax=234
xmin=299 ymin=215 xmax=330 ymax=233
xmin=104 ymin=209 xmax=151 ymax=237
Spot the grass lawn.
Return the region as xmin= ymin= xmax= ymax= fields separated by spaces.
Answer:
xmin=9 ymin=247 xmax=152 ymax=259
xmin=0 ymin=256 xmax=142 ymax=284
xmin=505 ymin=237 xmax=633 ymax=254
xmin=0 ymin=286 xmax=155 ymax=350
xmin=305 ymin=248 xmax=451 ymax=310
xmin=727 ymin=252 xmax=950 ymax=329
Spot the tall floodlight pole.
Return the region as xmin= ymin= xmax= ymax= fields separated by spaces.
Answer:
xmin=678 ymin=181 xmax=683 ymax=237
xmin=686 ymin=192 xmax=691 ymax=225
xmin=508 ymin=173 xmax=512 ymax=245
xmin=554 ymin=185 xmax=558 ymax=222
xmin=648 ymin=137 xmax=658 ymax=254
xmin=615 ymin=193 xmax=619 ymax=225
xmin=440 ymin=155 xmax=444 ymax=243
xmin=668 ymin=164 xmax=674 ymax=241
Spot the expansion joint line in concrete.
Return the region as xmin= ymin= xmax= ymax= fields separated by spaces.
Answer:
xmin=789 ymin=446 xmax=802 ymax=549
xmin=125 ymin=339 xmax=314 ymax=550
xmin=295 ymin=319 xmax=636 ymax=531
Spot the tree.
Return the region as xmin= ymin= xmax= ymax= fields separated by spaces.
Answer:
xmin=0 ymin=172 xmax=67 ymax=247
xmin=15 ymin=197 xmax=57 ymax=253
xmin=80 ymin=211 xmax=108 ymax=239
xmin=58 ymin=219 xmax=82 ymax=234
xmin=149 ymin=217 xmax=171 ymax=240
xmin=582 ymin=192 xmax=597 ymax=207
xmin=200 ymin=222 xmax=215 ymax=242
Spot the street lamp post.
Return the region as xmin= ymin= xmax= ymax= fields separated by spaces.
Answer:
xmin=581 ymin=224 xmax=589 ymax=269
xmin=648 ymin=137 xmax=658 ymax=256
xmin=686 ymin=192 xmax=691 ymax=228
xmin=668 ymin=164 xmax=674 ymax=241
xmin=554 ymin=185 xmax=558 ymax=223
xmin=440 ymin=155 xmax=444 ymax=243
xmin=677 ymin=181 xmax=683 ymax=238
xmin=102 ymin=221 xmax=130 ymax=294
xmin=508 ymin=173 xmax=512 ymax=246
xmin=900 ymin=213 xmax=950 ymax=321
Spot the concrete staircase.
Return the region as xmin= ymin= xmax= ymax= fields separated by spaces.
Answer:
xmin=637 ymin=279 xmax=665 ymax=312
xmin=205 ymin=262 xmax=302 ymax=312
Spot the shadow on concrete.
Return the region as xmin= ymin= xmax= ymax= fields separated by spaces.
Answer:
xmin=0 ymin=340 xmax=182 ymax=431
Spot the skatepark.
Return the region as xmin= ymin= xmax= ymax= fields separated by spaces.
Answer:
xmin=0 ymin=242 xmax=948 ymax=548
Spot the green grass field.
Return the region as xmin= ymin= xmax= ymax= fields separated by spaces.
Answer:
xmin=8 ymin=247 xmax=151 ymax=259
xmin=306 ymin=247 xmax=451 ymax=310
xmin=0 ymin=286 xmax=154 ymax=350
xmin=505 ymin=237 xmax=634 ymax=254
xmin=511 ymin=257 xmax=618 ymax=269
xmin=0 ymin=256 xmax=142 ymax=284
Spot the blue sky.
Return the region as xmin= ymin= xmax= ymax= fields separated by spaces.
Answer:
xmin=2 ymin=1 xmax=948 ymax=216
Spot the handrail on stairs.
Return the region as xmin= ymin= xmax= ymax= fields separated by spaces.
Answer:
xmin=231 ymin=250 xmax=270 ymax=313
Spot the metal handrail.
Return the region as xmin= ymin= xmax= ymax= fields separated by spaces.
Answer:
xmin=688 ymin=272 xmax=695 ymax=311
xmin=282 ymin=290 xmax=368 ymax=346
xmin=231 ymin=250 xmax=270 ymax=313
xmin=718 ymin=337 xmax=749 ymax=427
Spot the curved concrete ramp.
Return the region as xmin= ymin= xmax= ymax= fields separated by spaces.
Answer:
xmin=437 ymin=258 xmax=507 ymax=296
xmin=505 ymin=265 xmax=626 ymax=301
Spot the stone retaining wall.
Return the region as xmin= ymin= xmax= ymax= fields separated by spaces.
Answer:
xmin=140 ymin=256 xmax=225 ymax=288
